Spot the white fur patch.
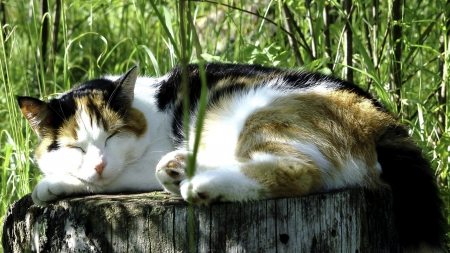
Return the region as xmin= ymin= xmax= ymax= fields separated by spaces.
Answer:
xmin=249 ymin=152 xmax=279 ymax=163
xmin=291 ymin=141 xmax=331 ymax=171
xmin=155 ymin=149 xmax=189 ymax=195
xmin=375 ymin=161 xmax=382 ymax=172
xmin=290 ymin=141 xmax=373 ymax=190
xmin=191 ymin=84 xmax=288 ymax=168
xmin=180 ymin=165 xmax=264 ymax=204
xmin=322 ymin=158 xmax=370 ymax=190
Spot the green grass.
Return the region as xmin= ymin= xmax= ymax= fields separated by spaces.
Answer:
xmin=1 ymin=0 xmax=449 ymax=251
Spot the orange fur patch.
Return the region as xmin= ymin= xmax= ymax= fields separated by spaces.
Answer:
xmin=234 ymin=90 xmax=395 ymax=194
xmin=35 ymin=138 xmax=55 ymax=159
xmin=121 ymin=108 xmax=147 ymax=137
xmin=241 ymin=153 xmax=323 ymax=198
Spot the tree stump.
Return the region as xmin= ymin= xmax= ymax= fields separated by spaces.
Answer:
xmin=2 ymin=188 xmax=400 ymax=252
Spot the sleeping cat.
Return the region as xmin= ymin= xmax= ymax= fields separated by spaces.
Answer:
xmin=18 ymin=63 xmax=445 ymax=252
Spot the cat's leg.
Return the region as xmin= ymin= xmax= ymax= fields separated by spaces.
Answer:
xmin=32 ymin=175 xmax=89 ymax=206
xmin=180 ymin=153 xmax=322 ymax=205
xmin=155 ymin=150 xmax=189 ymax=195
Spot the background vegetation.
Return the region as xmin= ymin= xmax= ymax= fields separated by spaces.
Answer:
xmin=0 ymin=0 xmax=449 ymax=250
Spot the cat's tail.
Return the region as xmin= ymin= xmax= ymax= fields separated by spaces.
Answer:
xmin=376 ymin=125 xmax=447 ymax=252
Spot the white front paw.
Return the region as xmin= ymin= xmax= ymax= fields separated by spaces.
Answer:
xmin=180 ymin=169 xmax=264 ymax=205
xmin=32 ymin=178 xmax=69 ymax=206
xmin=155 ymin=150 xmax=189 ymax=195
xmin=180 ymin=172 xmax=223 ymax=205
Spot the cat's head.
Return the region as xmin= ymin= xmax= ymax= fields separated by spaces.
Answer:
xmin=18 ymin=66 xmax=147 ymax=186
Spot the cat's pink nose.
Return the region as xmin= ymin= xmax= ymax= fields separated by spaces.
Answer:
xmin=94 ymin=160 xmax=107 ymax=175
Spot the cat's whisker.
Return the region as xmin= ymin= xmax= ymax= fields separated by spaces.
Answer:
xmin=107 ymin=82 xmax=122 ymax=106
xmin=47 ymin=103 xmax=66 ymax=122
xmin=58 ymin=100 xmax=67 ymax=121
xmin=147 ymin=150 xmax=165 ymax=154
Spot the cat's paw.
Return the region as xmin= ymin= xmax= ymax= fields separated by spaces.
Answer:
xmin=155 ymin=150 xmax=189 ymax=195
xmin=180 ymin=169 xmax=264 ymax=205
xmin=179 ymin=172 xmax=226 ymax=205
xmin=32 ymin=178 xmax=69 ymax=206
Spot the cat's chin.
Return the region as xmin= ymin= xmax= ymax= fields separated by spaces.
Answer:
xmin=77 ymin=173 xmax=118 ymax=188
xmin=162 ymin=185 xmax=182 ymax=196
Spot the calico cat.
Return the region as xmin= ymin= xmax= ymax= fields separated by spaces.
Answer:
xmin=18 ymin=63 xmax=445 ymax=252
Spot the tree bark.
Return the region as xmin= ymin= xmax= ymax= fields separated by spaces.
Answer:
xmin=2 ymin=188 xmax=400 ymax=252
xmin=343 ymin=0 xmax=353 ymax=83
xmin=40 ymin=0 xmax=49 ymax=69
xmin=363 ymin=0 xmax=374 ymax=85
xmin=48 ymin=0 xmax=61 ymax=71
xmin=305 ymin=0 xmax=317 ymax=60
xmin=36 ymin=0 xmax=49 ymax=93
xmin=438 ymin=0 xmax=450 ymax=137
xmin=0 ymin=0 xmax=7 ymax=50
xmin=371 ymin=0 xmax=378 ymax=69
xmin=282 ymin=3 xmax=303 ymax=66
xmin=323 ymin=2 xmax=333 ymax=71
xmin=391 ymin=0 xmax=403 ymax=115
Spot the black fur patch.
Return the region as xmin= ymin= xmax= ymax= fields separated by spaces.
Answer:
xmin=47 ymin=78 xmax=129 ymax=130
xmin=378 ymin=126 xmax=446 ymax=248
xmin=155 ymin=63 xmax=385 ymax=145
xmin=47 ymin=140 xmax=60 ymax=152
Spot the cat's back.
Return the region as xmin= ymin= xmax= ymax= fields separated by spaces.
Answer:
xmin=154 ymin=63 xmax=386 ymax=149
xmin=154 ymin=62 xmax=382 ymax=111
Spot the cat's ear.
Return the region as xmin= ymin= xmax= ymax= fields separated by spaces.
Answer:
xmin=17 ymin=96 xmax=57 ymax=138
xmin=111 ymin=65 xmax=138 ymax=108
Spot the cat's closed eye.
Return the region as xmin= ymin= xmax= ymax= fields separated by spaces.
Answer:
xmin=105 ymin=132 xmax=119 ymax=146
xmin=68 ymin=145 xmax=86 ymax=154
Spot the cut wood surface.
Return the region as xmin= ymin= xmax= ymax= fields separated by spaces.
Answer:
xmin=2 ymin=188 xmax=400 ymax=252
